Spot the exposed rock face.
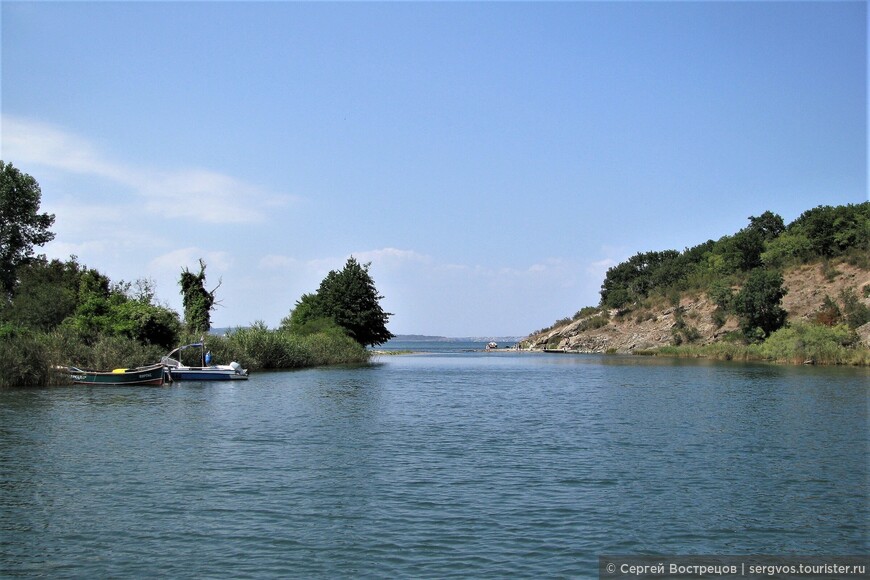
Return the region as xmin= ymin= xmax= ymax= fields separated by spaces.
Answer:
xmin=520 ymin=262 xmax=870 ymax=353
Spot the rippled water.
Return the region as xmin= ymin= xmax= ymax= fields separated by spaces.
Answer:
xmin=1 ymin=353 xmax=867 ymax=577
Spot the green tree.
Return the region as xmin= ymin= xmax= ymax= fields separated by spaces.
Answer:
xmin=108 ymin=298 xmax=180 ymax=348
xmin=280 ymin=293 xmax=341 ymax=336
xmin=761 ymin=231 xmax=814 ymax=267
xmin=104 ymin=277 xmax=180 ymax=348
xmin=733 ymin=268 xmax=788 ymax=341
xmin=286 ymin=257 xmax=393 ymax=347
xmin=179 ymin=259 xmax=219 ymax=334
xmin=59 ymin=265 xmax=180 ymax=348
xmin=0 ymin=162 xmax=55 ymax=296
xmin=1 ymin=256 xmax=81 ymax=331
xmin=747 ymin=211 xmax=786 ymax=241
xmin=789 ymin=203 xmax=870 ymax=258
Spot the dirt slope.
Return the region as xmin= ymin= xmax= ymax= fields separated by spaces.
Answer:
xmin=520 ymin=262 xmax=870 ymax=353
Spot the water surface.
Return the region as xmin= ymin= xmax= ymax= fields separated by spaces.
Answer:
xmin=1 ymin=353 xmax=867 ymax=577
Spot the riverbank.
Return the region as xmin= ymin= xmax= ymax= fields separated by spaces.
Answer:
xmin=519 ymin=260 xmax=870 ymax=366
xmin=1 ymin=325 xmax=371 ymax=388
xmin=529 ymin=323 xmax=870 ymax=366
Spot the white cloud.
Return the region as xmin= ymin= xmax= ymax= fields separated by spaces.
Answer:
xmin=1 ymin=115 xmax=294 ymax=224
xmin=2 ymin=116 xmax=130 ymax=182
xmin=141 ymin=169 xmax=285 ymax=223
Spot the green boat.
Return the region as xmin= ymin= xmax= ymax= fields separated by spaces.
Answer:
xmin=67 ymin=362 xmax=169 ymax=386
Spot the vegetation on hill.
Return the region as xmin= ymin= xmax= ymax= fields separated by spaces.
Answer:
xmin=0 ymin=164 xmax=380 ymax=387
xmin=524 ymin=202 xmax=870 ymax=365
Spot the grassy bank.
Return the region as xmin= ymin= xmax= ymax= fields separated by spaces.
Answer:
xmin=207 ymin=324 xmax=370 ymax=369
xmin=0 ymin=324 xmax=371 ymax=388
xmin=654 ymin=323 xmax=870 ymax=366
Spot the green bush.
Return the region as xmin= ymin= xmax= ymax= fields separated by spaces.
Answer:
xmin=577 ymin=314 xmax=610 ymax=331
xmin=759 ymin=323 xmax=859 ymax=365
xmin=733 ymin=268 xmax=788 ymax=341
xmin=0 ymin=330 xmax=53 ymax=388
xmin=841 ymin=288 xmax=870 ymax=329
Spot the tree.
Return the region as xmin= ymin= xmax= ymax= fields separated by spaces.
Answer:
xmin=0 ymin=162 xmax=55 ymax=296
xmin=179 ymin=259 xmax=220 ymax=334
xmin=286 ymin=257 xmax=393 ymax=347
xmin=733 ymin=268 xmax=788 ymax=341
xmin=0 ymin=256 xmax=82 ymax=331
xmin=53 ymin=262 xmax=180 ymax=348
xmin=747 ymin=211 xmax=786 ymax=241
xmin=789 ymin=203 xmax=870 ymax=258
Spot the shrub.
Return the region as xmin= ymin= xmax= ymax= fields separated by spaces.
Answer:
xmin=759 ymin=323 xmax=858 ymax=365
xmin=578 ymin=314 xmax=610 ymax=331
xmin=205 ymin=323 xmax=370 ymax=371
xmin=733 ymin=268 xmax=788 ymax=341
xmin=814 ymin=295 xmax=842 ymax=326
xmin=0 ymin=330 xmax=52 ymax=388
xmin=574 ymin=306 xmax=601 ymax=320
xmin=841 ymin=288 xmax=870 ymax=329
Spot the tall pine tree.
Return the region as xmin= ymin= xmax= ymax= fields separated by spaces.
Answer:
xmin=286 ymin=257 xmax=393 ymax=347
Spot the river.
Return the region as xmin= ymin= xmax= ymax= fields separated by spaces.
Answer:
xmin=1 ymin=351 xmax=867 ymax=577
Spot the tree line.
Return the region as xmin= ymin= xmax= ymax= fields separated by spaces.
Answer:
xmin=598 ymin=203 xmax=870 ymax=341
xmin=0 ymin=161 xmax=393 ymax=386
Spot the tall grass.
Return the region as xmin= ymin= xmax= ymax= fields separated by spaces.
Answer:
xmin=1 ymin=324 xmax=371 ymax=388
xmin=758 ymin=323 xmax=867 ymax=365
xmin=182 ymin=324 xmax=370 ymax=371
xmin=654 ymin=323 xmax=870 ymax=366
xmin=0 ymin=328 xmax=168 ymax=388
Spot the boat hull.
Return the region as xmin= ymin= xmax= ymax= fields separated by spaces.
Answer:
xmin=68 ymin=363 xmax=168 ymax=386
xmin=162 ymin=343 xmax=249 ymax=381
xmin=167 ymin=366 xmax=249 ymax=381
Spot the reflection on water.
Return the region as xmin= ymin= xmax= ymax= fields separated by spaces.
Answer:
xmin=1 ymin=354 xmax=867 ymax=577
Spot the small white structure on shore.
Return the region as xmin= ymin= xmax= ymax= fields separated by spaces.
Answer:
xmin=486 ymin=341 xmax=498 ymax=350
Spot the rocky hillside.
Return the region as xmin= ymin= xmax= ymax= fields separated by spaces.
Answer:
xmin=519 ymin=261 xmax=870 ymax=353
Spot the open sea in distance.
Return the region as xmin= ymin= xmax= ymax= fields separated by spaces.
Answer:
xmin=1 ymin=350 xmax=867 ymax=578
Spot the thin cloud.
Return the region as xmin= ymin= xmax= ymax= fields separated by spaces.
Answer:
xmin=1 ymin=115 xmax=294 ymax=224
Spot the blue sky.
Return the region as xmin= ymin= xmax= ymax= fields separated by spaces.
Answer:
xmin=1 ymin=1 xmax=866 ymax=337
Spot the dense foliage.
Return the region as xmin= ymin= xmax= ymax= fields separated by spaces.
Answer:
xmin=732 ymin=268 xmax=788 ymax=341
xmin=599 ymin=209 xmax=812 ymax=310
xmin=283 ymin=257 xmax=394 ymax=347
xmin=0 ymin=161 xmax=55 ymax=296
xmin=179 ymin=259 xmax=218 ymax=334
xmin=0 ymin=256 xmax=181 ymax=349
xmin=0 ymin=164 xmax=373 ymax=386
